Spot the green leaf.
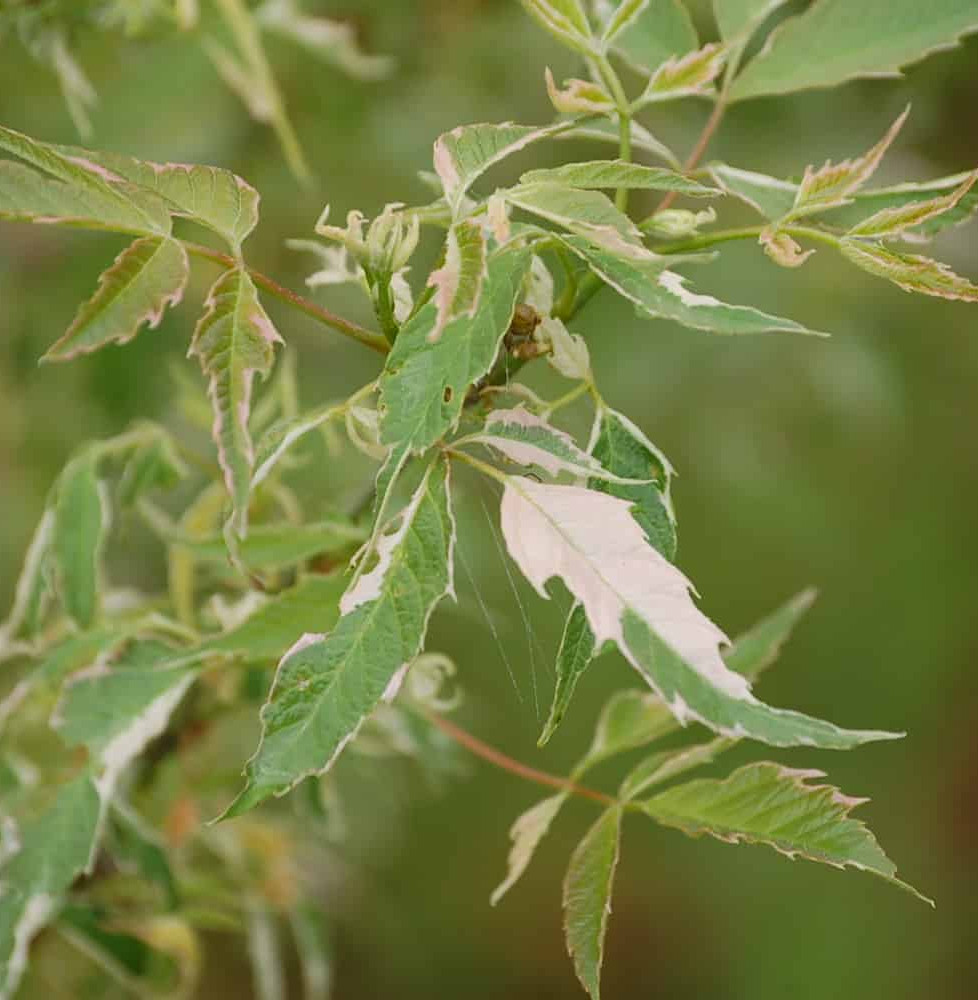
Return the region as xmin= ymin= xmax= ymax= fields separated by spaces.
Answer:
xmin=839 ymin=240 xmax=978 ymax=303
xmin=507 ymin=183 xmax=649 ymax=259
xmin=601 ymin=0 xmax=698 ymax=75
xmin=433 ymin=120 xmax=577 ymax=215
xmin=723 ymin=588 xmax=817 ymax=681
xmin=199 ymin=573 xmax=347 ymax=663
xmin=427 ymin=220 xmax=488 ymax=341
xmin=539 ymin=602 xmax=596 ymax=746
xmin=51 ymin=145 xmax=261 ymax=251
xmin=558 ymin=119 xmax=681 ymax=170
xmin=731 ymin=0 xmax=978 ymax=101
xmin=499 ymin=476 xmax=899 ymax=748
xmin=642 ymin=762 xmax=930 ymax=902
xmin=223 ymin=459 xmax=455 ymax=816
xmin=189 ymin=268 xmax=283 ymax=539
xmin=708 ymin=163 xmax=798 ymax=220
xmin=379 ymin=245 xmax=530 ymax=453
xmin=845 ymin=170 xmax=978 ymax=239
xmin=519 ymin=0 xmax=593 ymax=54
xmin=0 ymin=776 xmax=101 ymax=1000
xmin=562 ymin=236 xmax=825 ymax=335
xmin=563 ymin=807 xmax=622 ymax=1000
xmin=0 ymin=510 xmax=54 ymax=649
xmin=491 ymin=793 xmax=567 ymax=905
xmin=713 ymin=0 xmax=791 ymax=41
xmin=117 ymin=428 xmax=188 ymax=508
xmin=42 ymin=237 xmax=188 ymax=362
xmin=53 ymin=454 xmax=107 ymax=629
xmin=519 ymin=159 xmax=718 ymax=197
xmin=54 ymin=640 xmax=195 ymax=792
xmin=160 ymin=517 xmax=367 ymax=572
xmin=619 ymin=737 xmax=730 ymax=799
xmin=0 ymin=125 xmax=171 ymax=236
xmin=289 ymin=904 xmax=334 ymax=1000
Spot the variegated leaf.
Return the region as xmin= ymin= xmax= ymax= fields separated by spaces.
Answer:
xmin=636 ymin=43 xmax=726 ymax=105
xmin=499 ymin=476 xmax=900 ymax=748
xmin=545 ymin=69 xmax=616 ymax=114
xmin=188 ymin=268 xmax=283 ymax=539
xmin=42 ymin=238 xmax=188 ymax=362
xmin=223 ymin=459 xmax=455 ymax=817
xmin=839 ymin=240 xmax=978 ymax=302
xmin=520 ymin=159 xmax=718 ymax=197
xmin=846 ymin=170 xmax=978 ymax=239
xmin=491 ymin=794 xmax=567 ymax=905
xmin=759 ymin=227 xmax=815 ymax=268
xmin=519 ymin=0 xmax=594 ymax=53
xmin=427 ymin=220 xmax=487 ymax=342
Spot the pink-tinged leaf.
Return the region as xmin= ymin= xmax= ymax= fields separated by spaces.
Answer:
xmin=519 ymin=0 xmax=594 ymax=54
xmin=759 ymin=227 xmax=815 ymax=268
xmin=840 ymin=240 xmax=978 ymax=302
xmin=42 ymin=238 xmax=188 ymax=362
xmin=636 ymin=43 xmax=726 ymax=105
xmin=790 ymin=107 xmax=910 ymax=218
xmin=188 ymin=269 xmax=283 ymax=539
xmin=545 ymin=68 xmax=616 ymax=114
xmin=563 ymin=807 xmax=622 ymax=1000
xmin=427 ymin=220 xmax=488 ymax=342
xmin=642 ymin=762 xmax=931 ymax=903
xmin=846 ymin=169 xmax=978 ymax=239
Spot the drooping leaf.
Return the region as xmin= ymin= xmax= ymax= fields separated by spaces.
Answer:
xmin=427 ymin=220 xmax=487 ymax=342
xmin=713 ymin=0 xmax=791 ymax=41
xmin=600 ymin=0 xmax=699 ymax=76
xmin=506 ymin=183 xmax=650 ymax=260
xmin=463 ymin=407 xmax=644 ymax=483
xmin=433 ymin=120 xmax=578 ymax=215
xmin=42 ymin=238 xmax=189 ymax=362
xmin=539 ymin=602 xmax=597 ymax=746
xmin=636 ymin=43 xmax=726 ymax=105
xmin=223 ymin=459 xmax=455 ymax=816
xmin=188 ymin=268 xmax=283 ymax=539
xmin=199 ymin=573 xmax=347 ymax=663
xmin=117 ymin=428 xmax=188 ymax=508
xmin=520 ymin=159 xmax=718 ymax=197
xmin=289 ymin=904 xmax=334 ymax=1000
xmin=545 ymin=70 xmax=616 ymax=115
xmin=563 ymin=806 xmax=622 ymax=1000
xmin=789 ymin=108 xmax=909 ymax=218
xmin=759 ymin=227 xmax=815 ymax=268
xmin=562 ymin=236 xmax=824 ymax=335
xmin=499 ymin=476 xmax=900 ymax=748
xmin=519 ymin=0 xmax=594 ymax=54
xmin=491 ymin=793 xmax=567 ymax=905
xmin=641 ymin=762 xmax=930 ymax=901
xmin=845 ymin=170 xmax=978 ymax=239
xmin=52 ymin=454 xmax=107 ymax=630
xmin=50 ymin=144 xmax=261 ymax=250
xmin=53 ymin=641 xmax=195 ymax=794
xmin=0 ymin=125 xmax=171 ymax=236
xmin=839 ymin=240 xmax=978 ymax=303
xmin=732 ymin=0 xmax=978 ymax=101
xmin=379 ymin=245 xmax=530 ymax=453
xmin=0 ymin=511 xmax=54 ymax=649
xmin=0 ymin=776 xmax=101 ymax=1000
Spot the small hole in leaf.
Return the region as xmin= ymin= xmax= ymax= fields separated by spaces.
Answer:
xmin=443 ymin=385 xmax=453 ymax=403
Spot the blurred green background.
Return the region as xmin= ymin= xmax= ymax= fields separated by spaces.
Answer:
xmin=1 ymin=2 xmax=976 ymax=997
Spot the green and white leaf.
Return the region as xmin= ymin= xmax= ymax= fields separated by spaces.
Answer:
xmin=463 ymin=407 xmax=646 ymax=483
xmin=491 ymin=793 xmax=567 ymax=905
xmin=188 ymin=268 xmax=283 ymax=539
xmin=731 ymin=0 xmax=978 ymax=101
xmin=713 ymin=0 xmax=791 ymax=41
xmin=427 ymin=220 xmax=487 ymax=342
xmin=507 ymin=183 xmax=651 ymax=260
xmin=0 ymin=511 xmax=54 ymax=651
xmin=845 ymin=170 xmax=978 ymax=239
xmin=379 ymin=246 xmax=530 ymax=453
xmin=563 ymin=806 xmax=622 ymax=1000
xmin=642 ymin=762 xmax=930 ymax=901
xmin=499 ymin=476 xmax=900 ymax=747
xmin=539 ymin=602 xmax=597 ymax=746
xmin=839 ymin=240 xmax=978 ymax=303
xmin=52 ymin=454 xmax=108 ymax=629
xmin=558 ymin=118 xmax=681 ymax=170
xmin=224 ymin=459 xmax=455 ymax=816
xmin=562 ymin=236 xmax=824 ymax=335
xmin=598 ymin=0 xmax=699 ymax=76
xmin=545 ymin=70 xmax=616 ymax=115
xmin=619 ymin=737 xmax=730 ymax=800
xmin=520 ymin=159 xmax=718 ymax=196
xmin=542 ymin=316 xmax=592 ymax=381
xmin=42 ymin=238 xmax=188 ymax=362
xmin=433 ymin=120 xmax=577 ymax=215
xmin=636 ymin=43 xmax=726 ymax=106
xmin=0 ymin=776 xmax=101 ymax=1000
